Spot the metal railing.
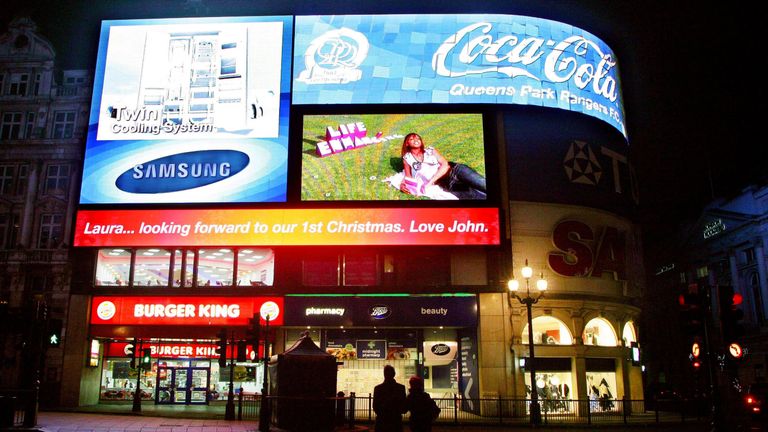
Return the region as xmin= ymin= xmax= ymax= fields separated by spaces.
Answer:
xmin=237 ymin=393 xmax=708 ymax=427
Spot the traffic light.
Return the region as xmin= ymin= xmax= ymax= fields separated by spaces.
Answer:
xmin=128 ymin=338 xmax=138 ymax=369
xmin=678 ymin=283 xmax=705 ymax=337
xmin=719 ymin=285 xmax=746 ymax=349
xmin=217 ymin=329 xmax=228 ymax=368
xmin=141 ymin=348 xmax=151 ymax=366
xmin=246 ymin=315 xmax=261 ymax=357
xmin=46 ymin=319 xmax=63 ymax=347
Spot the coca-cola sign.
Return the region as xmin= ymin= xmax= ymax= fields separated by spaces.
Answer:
xmin=294 ymin=15 xmax=625 ymax=138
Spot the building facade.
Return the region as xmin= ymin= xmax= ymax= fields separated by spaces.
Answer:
xmin=5 ymin=12 xmax=645 ymax=414
xmin=0 ymin=17 xmax=90 ymax=406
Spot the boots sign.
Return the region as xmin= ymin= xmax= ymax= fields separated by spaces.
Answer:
xmin=547 ymin=220 xmax=626 ymax=280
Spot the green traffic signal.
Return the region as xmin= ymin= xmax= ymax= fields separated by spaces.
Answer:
xmin=141 ymin=348 xmax=151 ymax=366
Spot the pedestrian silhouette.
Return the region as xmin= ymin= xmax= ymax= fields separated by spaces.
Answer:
xmin=373 ymin=365 xmax=407 ymax=432
xmin=405 ymin=376 xmax=440 ymax=432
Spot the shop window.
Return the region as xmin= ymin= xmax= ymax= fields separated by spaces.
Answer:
xmin=1 ymin=112 xmax=23 ymax=139
xmin=52 ymin=111 xmax=76 ymax=139
xmin=95 ymin=249 xmax=131 ymax=286
xmin=522 ymin=316 xmax=573 ymax=345
xmin=237 ymin=248 xmax=274 ymax=286
xmin=522 ymin=361 xmax=573 ymax=412
xmin=621 ymin=321 xmax=637 ymax=347
xmin=37 ymin=213 xmax=63 ymax=249
xmin=303 ymin=255 xmax=340 ymax=286
xmin=586 ymin=365 xmax=618 ymax=411
xmin=44 ymin=164 xmax=70 ymax=195
xmin=100 ymin=358 xmax=154 ymax=401
xmin=171 ymin=249 xmax=195 ymax=287
xmin=134 ymin=248 xmax=171 ymax=287
xmin=583 ymin=318 xmax=618 ymax=347
xmin=197 ymin=248 xmax=234 ymax=286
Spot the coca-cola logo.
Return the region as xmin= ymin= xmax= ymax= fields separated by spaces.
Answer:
xmin=431 ymin=22 xmax=619 ymax=102
xmin=369 ymin=305 xmax=391 ymax=320
xmin=431 ymin=343 xmax=451 ymax=356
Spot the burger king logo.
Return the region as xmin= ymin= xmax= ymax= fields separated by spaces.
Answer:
xmin=260 ymin=301 xmax=280 ymax=321
xmin=96 ymin=301 xmax=116 ymax=321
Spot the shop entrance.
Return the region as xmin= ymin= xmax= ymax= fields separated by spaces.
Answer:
xmin=157 ymin=364 xmax=210 ymax=405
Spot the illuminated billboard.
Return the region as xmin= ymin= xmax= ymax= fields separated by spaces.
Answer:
xmin=80 ymin=16 xmax=293 ymax=204
xmin=302 ymin=113 xmax=486 ymax=201
xmin=293 ymin=14 xmax=625 ymax=138
xmin=73 ymin=208 xmax=500 ymax=247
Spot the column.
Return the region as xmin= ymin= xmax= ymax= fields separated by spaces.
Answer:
xmin=20 ymin=161 xmax=41 ymax=247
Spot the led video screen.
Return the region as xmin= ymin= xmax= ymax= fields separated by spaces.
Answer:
xmin=301 ymin=113 xmax=486 ymax=201
xmin=293 ymin=14 xmax=626 ymax=138
xmin=80 ymin=17 xmax=293 ymax=204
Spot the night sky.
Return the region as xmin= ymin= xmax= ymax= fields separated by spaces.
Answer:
xmin=2 ymin=0 xmax=764 ymax=247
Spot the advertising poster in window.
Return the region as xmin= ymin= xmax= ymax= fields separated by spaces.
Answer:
xmin=294 ymin=14 xmax=625 ymax=137
xmin=80 ymin=17 xmax=292 ymax=204
xmin=302 ymin=113 xmax=486 ymax=201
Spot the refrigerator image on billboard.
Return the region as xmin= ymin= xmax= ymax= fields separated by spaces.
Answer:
xmin=80 ymin=17 xmax=292 ymax=204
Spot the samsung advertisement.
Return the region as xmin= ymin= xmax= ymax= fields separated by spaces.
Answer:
xmin=302 ymin=113 xmax=486 ymax=201
xmin=80 ymin=16 xmax=293 ymax=204
xmin=293 ymin=14 xmax=625 ymax=137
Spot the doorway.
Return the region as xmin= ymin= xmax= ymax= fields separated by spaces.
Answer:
xmin=157 ymin=364 xmax=210 ymax=405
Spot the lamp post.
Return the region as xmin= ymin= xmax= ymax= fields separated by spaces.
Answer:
xmin=508 ymin=259 xmax=547 ymax=426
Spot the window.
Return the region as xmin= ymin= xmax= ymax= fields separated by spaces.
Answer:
xmin=95 ymin=249 xmax=131 ymax=286
xmin=303 ymin=255 xmax=340 ymax=286
xmin=0 ymin=165 xmax=14 ymax=195
xmin=52 ymin=111 xmax=76 ymax=139
xmin=25 ymin=112 xmax=36 ymax=138
xmin=9 ymin=73 xmax=29 ymax=96
xmin=171 ymin=249 xmax=195 ymax=287
xmin=15 ymin=165 xmax=28 ymax=196
xmin=0 ymin=213 xmax=21 ymax=249
xmin=750 ymin=273 xmax=765 ymax=324
xmin=745 ymin=248 xmax=756 ymax=264
xmin=583 ymin=318 xmax=619 ymax=347
xmin=37 ymin=214 xmax=63 ymax=249
xmin=44 ymin=164 xmax=70 ymax=195
xmin=33 ymin=73 xmax=42 ymax=96
xmin=134 ymin=249 xmax=171 ymax=287
xmin=237 ymin=248 xmax=275 ymax=286
xmin=343 ymin=252 xmax=378 ymax=286
xmin=522 ymin=316 xmax=574 ymax=345
xmin=197 ymin=249 xmax=234 ymax=286
xmin=0 ymin=74 xmax=4 ymax=94
xmin=1 ymin=112 xmax=23 ymax=139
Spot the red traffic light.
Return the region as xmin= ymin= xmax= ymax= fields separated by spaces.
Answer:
xmin=692 ymin=360 xmax=701 ymax=369
xmin=732 ymin=293 xmax=743 ymax=306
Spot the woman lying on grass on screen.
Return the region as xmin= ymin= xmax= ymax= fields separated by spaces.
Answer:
xmin=386 ymin=132 xmax=486 ymax=200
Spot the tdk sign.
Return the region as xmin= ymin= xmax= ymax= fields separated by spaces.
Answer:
xmin=116 ymin=150 xmax=249 ymax=193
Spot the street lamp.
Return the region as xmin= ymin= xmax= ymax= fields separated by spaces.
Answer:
xmin=508 ymin=259 xmax=547 ymax=425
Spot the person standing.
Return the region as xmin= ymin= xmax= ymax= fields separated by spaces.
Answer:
xmin=405 ymin=376 xmax=441 ymax=432
xmin=373 ymin=365 xmax=407 ymax=432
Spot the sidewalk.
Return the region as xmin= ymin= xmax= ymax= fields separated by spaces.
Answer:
xmin=12 ymin=412 xmax=706 ymax=432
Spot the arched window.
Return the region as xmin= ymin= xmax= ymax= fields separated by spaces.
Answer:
xmin=583 ymin=318 xmax=618 ymax=346
xmin=622 ymin=321 xmax=637 ymax=347
xmin=522 ymin=316 xmax=574 ymax=345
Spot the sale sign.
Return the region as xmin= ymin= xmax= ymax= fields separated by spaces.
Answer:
xmin=91 ymin=296 xmax=284 ymax=326
xmin=74 ymin=208 xmax=500 ymax=246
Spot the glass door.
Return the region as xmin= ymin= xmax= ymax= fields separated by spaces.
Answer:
xmin=156 ymin=367 xmax=173 ymax=404
xmin=173 ymin=368 xmax=189 ymax=404
xmin=189 ymin=368 xmax=210 ymax=404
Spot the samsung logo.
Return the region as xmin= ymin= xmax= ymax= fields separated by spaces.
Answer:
xmin=116 ymin=150 xmax=249 ymax=193
xmin=431 ymin=343 xmax=451 ymax=356
xmin=369 ymin=305 xmax=391 ymax=320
